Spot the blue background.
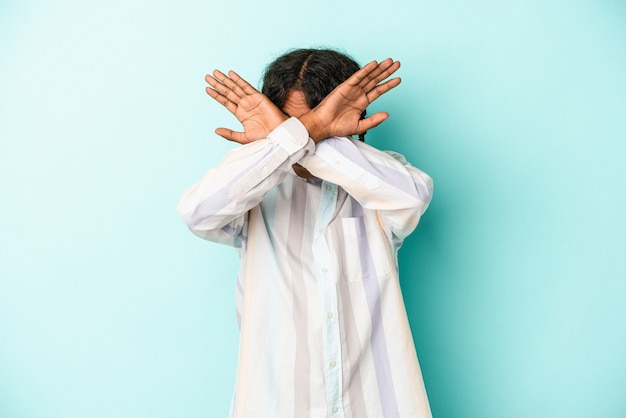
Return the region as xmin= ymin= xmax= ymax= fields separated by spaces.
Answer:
xmin=1 ymin=0 xmax=625 ymax=417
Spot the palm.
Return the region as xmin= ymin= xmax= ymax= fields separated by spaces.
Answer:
xmin=230 ymin=92 xmax=285 ymax=143
xmin=320 ymin=85 xmax=371 ymax=136
xmin=303 ymin=58 xmax=402 ymax=141
xmin=205 ymin=70 xmax=287 ymax=144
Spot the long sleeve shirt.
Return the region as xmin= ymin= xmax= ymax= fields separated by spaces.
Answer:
xmin=177 ymin=117 xmax=434 ymax=418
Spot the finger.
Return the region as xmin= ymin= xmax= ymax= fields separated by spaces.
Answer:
xmin=365 ymin=77 xmax=402 ymax=103
xmin=363 ymin=60 xmax=401 ymax=92
xmin=215 ymin=127 xmax=248 ymax=144
xmin=358 ymin=58 xmax=394 ymax=88
xmin=210 ymin=70 xmax=247 ymax=100
xmin=205 ymin=73 xmax=226 ymax=93
xmin=360 ymin=59 xmax=398 ymax=92
xmin=344 ymin=60 xmax=379 ymax=87
xmin=205 ymin=73 xmax=238 ymax=104
xmin=354 ymin=111 xmax=390 ymax=133
xmin=346 ymin=59 xmax=399 ymax=93
xmin=347 ymin=58 xmax=394 ymax=90
xmin=205 ymin=86 xmax=238 ymax=114
xmin=228 ymin=70 xmax=261 ymax=96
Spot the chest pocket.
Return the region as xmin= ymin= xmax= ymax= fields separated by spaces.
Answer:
xmin=330 ymin=215 xmax=394 ymax=282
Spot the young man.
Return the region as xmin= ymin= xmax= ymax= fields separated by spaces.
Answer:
xmin=178 ymin=49 xmax=433 ymax=418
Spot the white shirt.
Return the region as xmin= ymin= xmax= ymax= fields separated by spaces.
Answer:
xmin=178 ymin=117 xmax=434 ymax=418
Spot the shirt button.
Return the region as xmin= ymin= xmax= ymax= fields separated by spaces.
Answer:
xmin=332 ymin=406 xmax=338 ymax=413
xmin=325 ymin=184 xmax=332 ymax=191
xmin=321 ymin=268 xmax=328 ymax=273
xmin=327 ymin=312 xmax=333 ymax=318
xmin=330 ymin=361 xmax=336 ymax=367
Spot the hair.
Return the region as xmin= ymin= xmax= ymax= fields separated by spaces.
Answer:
xmin=261 ymin=48 xmax=367 ymax=141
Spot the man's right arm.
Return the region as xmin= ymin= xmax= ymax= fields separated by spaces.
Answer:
xmin=177 ymin=118 xmax=314 ymax=246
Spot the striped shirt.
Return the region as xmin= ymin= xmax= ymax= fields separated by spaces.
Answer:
xmin=178 ymin=117 xmax=434 ymax=418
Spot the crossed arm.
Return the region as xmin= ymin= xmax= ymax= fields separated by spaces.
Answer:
xmin=204 ymin=58 xmax=402 ymax=144
xmin=179 ymin=58 xmax=432 ymax=244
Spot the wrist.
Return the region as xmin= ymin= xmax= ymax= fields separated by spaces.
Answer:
xmin=298 ymin=111 xmax=327 ymax=143
xmin=269 ymin=113 xmax=290 ymax=132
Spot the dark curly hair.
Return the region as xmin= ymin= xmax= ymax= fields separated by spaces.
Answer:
xmin=261 ymin=48 xmax=367 ymax=141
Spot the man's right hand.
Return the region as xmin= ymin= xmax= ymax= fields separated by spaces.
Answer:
xmin=205 ymin=70 xmax=288 ymax=144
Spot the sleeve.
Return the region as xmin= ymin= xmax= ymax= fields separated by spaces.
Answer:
xmin=298 ymin=136 xmax=433 ymax=241
xmin=177 ymin=117 xmax=315 ymax=247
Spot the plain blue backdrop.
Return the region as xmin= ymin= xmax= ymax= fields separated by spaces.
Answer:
xmin=1 ymin=0 xmax=625 ymax=417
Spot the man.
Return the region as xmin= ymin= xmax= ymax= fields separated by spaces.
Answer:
xmin=177 ymin=49 xmax=433 ymax=418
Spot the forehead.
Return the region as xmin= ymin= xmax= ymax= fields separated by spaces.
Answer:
xmin=282 ymin=90 xmax=311 ymax=117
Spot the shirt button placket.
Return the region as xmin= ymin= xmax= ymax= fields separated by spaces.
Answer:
xmin=317 ymin=181 xmax=343 ymax=417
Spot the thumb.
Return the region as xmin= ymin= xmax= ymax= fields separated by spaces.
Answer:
xmin=355 ymin=112 xmax=389 ymax=134
xmin=215 ymin=128 xmax=248 ymax=144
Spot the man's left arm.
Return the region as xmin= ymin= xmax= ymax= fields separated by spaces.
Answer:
xmin=299 ymin=136 xmax=433 ymax=241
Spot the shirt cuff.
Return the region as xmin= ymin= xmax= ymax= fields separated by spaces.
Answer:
xmin=268 ymin=117 xmax=314 ymax=155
